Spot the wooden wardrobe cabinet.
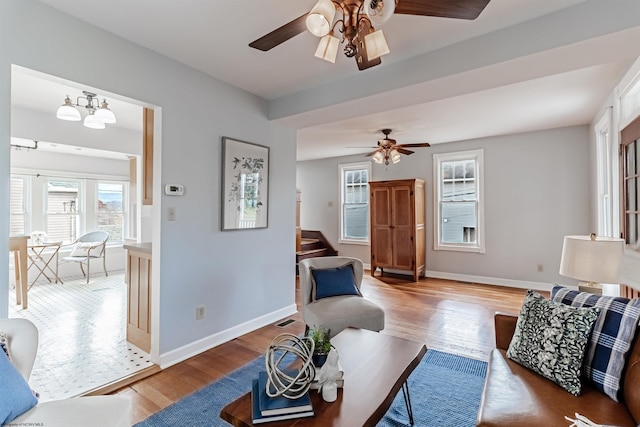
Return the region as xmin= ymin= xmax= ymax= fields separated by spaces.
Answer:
xmin=369 ymin=179 xmax=425 ymax=282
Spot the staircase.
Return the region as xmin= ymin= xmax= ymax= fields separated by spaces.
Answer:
xmin=296 ymin=230 xmax=338 ymax=271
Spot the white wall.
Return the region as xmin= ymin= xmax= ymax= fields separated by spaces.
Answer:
xmin=1 ymin=1 xmax=297 ymax=366
xmin=297 ymin=125 xmax=591 ymax=290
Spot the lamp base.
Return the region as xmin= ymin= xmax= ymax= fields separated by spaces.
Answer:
xmin=578 ymin=281 xmax=602 ymax=296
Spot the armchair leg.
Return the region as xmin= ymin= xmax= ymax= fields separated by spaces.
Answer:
xmin=79 ymin=263 xmax=86 ymax=277
xmin=103 ymin=254 xmax=108 ymax=277
xmin=86 ymin=259 xmax=90 ymax=284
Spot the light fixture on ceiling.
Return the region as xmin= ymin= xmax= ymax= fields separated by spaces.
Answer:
xmin=56 ymin=91 xmax=116 ymax=130
xmin=372 ymin=146 xmax=401 ymax=165
xmin=307 ymin=0 xmax=393 ymax=68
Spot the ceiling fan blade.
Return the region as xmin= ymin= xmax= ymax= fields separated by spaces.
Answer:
xmin=249 ymin=14 xmax=308 ymax=51
xmin=397 ymin=142 xmax=431 ymax=148
xmin=395 ymin=0 xmax=491 ymax=20
xmin=396 ymin=148 xmax=415 ymax=155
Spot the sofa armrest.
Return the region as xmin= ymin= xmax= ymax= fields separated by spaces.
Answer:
xmin=494 ymin=313 xmax=518 ymax=351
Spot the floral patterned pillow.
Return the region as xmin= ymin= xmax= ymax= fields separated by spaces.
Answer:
xmin=507 ymin=290 xmax=600 ymax=396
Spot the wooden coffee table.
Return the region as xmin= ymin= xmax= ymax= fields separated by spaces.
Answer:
xmin=220 ymin=327 xmax=427 ymax=427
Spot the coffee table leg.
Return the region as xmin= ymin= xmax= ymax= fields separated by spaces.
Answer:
xmin=401 ymin=381 xmax=414 ymax=425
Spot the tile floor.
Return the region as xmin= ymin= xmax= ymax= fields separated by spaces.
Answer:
xmin=8 ymin=271 xmax=154 ymax=402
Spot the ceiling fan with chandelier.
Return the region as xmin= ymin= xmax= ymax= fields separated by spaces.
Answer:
xmin=362 ymin=128 xmax=430 ymax=165
xmin=249 ymin=0 xmax=491 ymax=70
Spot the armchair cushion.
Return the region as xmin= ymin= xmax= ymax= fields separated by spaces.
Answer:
xmin=551 ymin=285 xmax=640 ymax=401
xmin=69 ymin=241 xmax=103 ymax=257
xmin=310 ymin=262 xmax=361 ymax=301
xmin=0 ymin=350 xmax=38 ymax=424
xmin=507 ymin=290 xmax=599 ymax=396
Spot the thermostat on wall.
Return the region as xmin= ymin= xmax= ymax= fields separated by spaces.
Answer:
xmin=164 ymin=184 xmax=184 ymax=196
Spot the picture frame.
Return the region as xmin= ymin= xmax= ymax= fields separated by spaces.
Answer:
xmin=221 ymin=137 xmax=269 ymax=231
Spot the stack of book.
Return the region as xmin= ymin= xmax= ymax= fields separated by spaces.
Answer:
xmin=251 ymin=371 xmax=315 ymax=424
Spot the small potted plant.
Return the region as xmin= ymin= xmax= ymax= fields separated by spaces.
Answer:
xmin=308 ymin=326 xmax=332 ymax=367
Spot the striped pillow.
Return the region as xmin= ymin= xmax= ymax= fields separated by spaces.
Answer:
xmin=551 ymin=285 xmax=640 ymax=401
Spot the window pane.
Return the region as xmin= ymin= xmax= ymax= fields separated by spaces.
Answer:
xmin=628 ymin=143 xmax=636 ymax=175
xmin=443 ymin=162 xmax=453 ymax=180
xmin=98 ymin=183 xmax=124 ymax=243
xmin=628 ymin=178 xmax=636 ymax=212
xmin=47 ymin=180 xmax=79 ymax=244
xmin=441 ymin=201 xmax=477 ymax=243
xmin=344 ymin=204 xmax=368 ymax=239
xmin=10 ymin=177 xmax=25 ymax=235
xmin=465 ymin=161 xmax=475 ymax=179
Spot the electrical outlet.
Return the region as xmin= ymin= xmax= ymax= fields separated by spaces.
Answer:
xmin=196 ymin=305 xmax=205 ymax=320
xmin=537 ymin=264 xmax=544 ymax=272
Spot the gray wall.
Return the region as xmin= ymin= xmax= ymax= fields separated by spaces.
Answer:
xmin=1 ymin=1 xmax=297 ymax=365
xmin=297 ymin=125 xmax=591 ymax=289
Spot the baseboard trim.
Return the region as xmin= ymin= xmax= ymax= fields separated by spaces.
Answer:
xmin=158 ymin=304 xmax=298 ymax=369
xmin=424 ymin=270 xmax=554 ymax=292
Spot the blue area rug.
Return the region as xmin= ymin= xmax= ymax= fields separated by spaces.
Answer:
xmin=135 ymin=349 xmax=487 ymax=427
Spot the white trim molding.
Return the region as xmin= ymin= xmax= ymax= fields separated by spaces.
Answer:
xmin=157 ymin=304 xmax=297 ymax=369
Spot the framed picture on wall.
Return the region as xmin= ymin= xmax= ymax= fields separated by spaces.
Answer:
xmin=221 ymin=137 xmax=269 ymax=231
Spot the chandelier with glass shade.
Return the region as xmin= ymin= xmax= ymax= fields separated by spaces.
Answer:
xmin=56 ymin=91 xmax=116 ymax=130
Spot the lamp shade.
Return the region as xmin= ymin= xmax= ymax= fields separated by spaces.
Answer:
xmin=372 ymin=151 xmax=384 ymax=164
xmin=94 ymin=100 xmax=116 ymax=124
xmin=314 ymin=34 xmax=340 ymax=63
xmin=365 ymin=0 xmax=396 ymax=25
xmin=56 ymin=96 xmax=81 ymax=121
xmin=364 ymin=29 xmax=390 ymax=60
xmin=559 ymin=235 xmax=624 ymax=284
xmin=84 ymin=113 xmax=106 ymax=129
xmin=306 ymin=0 xmax=336 ymax=37
xmin=390 ymin=149 xmax=401 ymax=164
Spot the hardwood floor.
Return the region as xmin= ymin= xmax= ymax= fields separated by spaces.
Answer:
xmin=114 ymin=272 xmax=531 ymax=424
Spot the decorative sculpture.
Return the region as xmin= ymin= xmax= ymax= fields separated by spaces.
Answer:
xmin=314 ymin=348 xmax=342 ymax=402
xmin=264 ymin=333 xmax=316 ymax=400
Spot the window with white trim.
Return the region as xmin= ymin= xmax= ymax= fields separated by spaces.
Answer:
xmin=433 ymin=149 xmax=485 ymax=252
xmin=339 ymin=162 xmax=371 ymax=243
xmin=97 ymin=182 xmax=126 ymax=244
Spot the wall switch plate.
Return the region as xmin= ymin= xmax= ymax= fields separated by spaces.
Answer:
xmin=196 ymin=305 xmax=205 ymax=320
xmin=167 ymin=207 xmax=176 ymax=221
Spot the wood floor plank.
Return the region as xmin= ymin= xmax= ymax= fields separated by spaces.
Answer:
xmin=116 ymin=274 xmax=528 ymax=424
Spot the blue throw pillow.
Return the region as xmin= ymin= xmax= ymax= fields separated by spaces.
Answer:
xmin=0 ymin=348 xmax=38 ymax=424
xmin=310 ymin=262 xmax=361 ymax=300
xmin=551 ymin=285 xmax=640 ymax=401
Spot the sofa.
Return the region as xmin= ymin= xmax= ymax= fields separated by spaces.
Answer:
xmin=0 ymin=318 xmax=131 ymax=427
xmin=476 ymin=310 xmax=640 ymax=427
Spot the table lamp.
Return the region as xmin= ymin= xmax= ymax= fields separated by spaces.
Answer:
xmin=559 ymin=233 xmax=625 ymax=295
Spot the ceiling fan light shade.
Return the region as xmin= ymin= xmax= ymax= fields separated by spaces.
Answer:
xmin=390 ymin=149 xmax=401 ymax=163
xmin=364 ymin=29 xmax=390 ymax=60
xmin=56 ymin=96 xmax=81 ymax=121
xmin=372 ymin=151 xmax=384 ymax=164
xmin=365 ymin=0 xmax=396 ymax=25
xmin=94 ymin=99 xmax=116 ymax=124
xmin=314 ymin=33 xmax=340 ymax=63
xmin=84 ymin=113 xmax=106 ymax=129
xmin=306 ymin=0 xmax=336 ymax=37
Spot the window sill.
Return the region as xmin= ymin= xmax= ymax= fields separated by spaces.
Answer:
xmin=339 ymin=239 xmax=370 ymax=246
xmin=434 ymin=244 xmax=485 ymax=253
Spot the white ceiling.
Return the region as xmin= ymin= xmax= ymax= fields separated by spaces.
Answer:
xmin=13 ymin=0 xmax=639 ymax=161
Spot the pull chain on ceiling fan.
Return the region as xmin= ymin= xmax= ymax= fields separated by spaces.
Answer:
xmin=365 ymin=128 xmax=430 ymax=165
xmin=249 ymin=0 xmax=491 ymax=70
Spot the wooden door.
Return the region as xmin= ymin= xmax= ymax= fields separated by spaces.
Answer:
xmin=371 ymin=186 xmax=393 ymax=268
xmin=392 ymin=184 xmax=414 ymax=270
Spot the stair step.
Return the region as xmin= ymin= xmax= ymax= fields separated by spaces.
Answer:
xmin=296 ymin=248 xmax=328 ymax=260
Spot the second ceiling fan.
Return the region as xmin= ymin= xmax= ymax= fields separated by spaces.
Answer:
xmin=249 ymin=0 xmax=491 ymax=70
xmin=366 ymin=129 xmax=430 ymax=165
